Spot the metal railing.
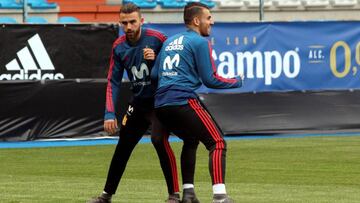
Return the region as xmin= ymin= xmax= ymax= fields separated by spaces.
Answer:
xmin=22 ymin=0 xmax=28 ymax=23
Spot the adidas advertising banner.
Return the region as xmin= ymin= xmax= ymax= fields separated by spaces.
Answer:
xmin=0 ymin=24 xmax=118 ymax=80
xmin=0 ymin=24 xmax=120 ymax=141
xmin=147 ymin=22 xmax=360 ymax=136
xmin=148 ymin=21 xmax=360 ymax=93
xmin=2 ymin=22 xmax=360 ymax=140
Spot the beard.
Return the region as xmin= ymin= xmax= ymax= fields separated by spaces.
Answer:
xmin=126 ymin=28 xmax=141 ymax=42
xmin=200 ymin=24 xmax=211 ymax=37
xmin=202 ymin=32 xmax=210 ymax=37
xmin=201 ymin=29 xmax=210 ymax=37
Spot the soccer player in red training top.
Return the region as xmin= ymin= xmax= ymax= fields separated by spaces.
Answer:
xmin=88 ymin=3 xmax=188 ymax=203
xmin=153 ymin=2 xmax=243 ymax=203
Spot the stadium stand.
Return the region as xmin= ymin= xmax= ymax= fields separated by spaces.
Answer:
xmin=96 ymin=4 xmax=121 ymax=22
xmin=197 ymin=0 xmax=216 ymax=8
xmin=26 ymin=0 xmax=57 ymax=9
xmin=0 ymin=0 xmax=22 ymax=9
xmin=0 ymin=16 xmax=16 ymax=23
xmin=122 ymin=0 xmax=157 ymax=9
xmin=245 ymin=0 xmax=273 ymax=8
xmin=218 ymin=0 xmax=245 ymax=8
xmin=273 ymin=0 xmax=302 ymax=8
xmin=302 ymin=0 xmax=330 ymax=8
xmin=157 ymin=0 xmax=187 ymax=8
xmin=331 ymin=0 xmax=357 ymax=7
xmin=1 ymin=0 xmax=360 ymax=23
xmin=57 ymin=16 xmax=79 ymax=23
xmin=47 ymin=0 xmax=121 ymax=22
xmin=25 ymin=16 xmax=48 ymax=23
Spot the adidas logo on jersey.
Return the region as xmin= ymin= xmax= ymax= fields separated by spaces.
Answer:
xmin=0 ymin=34 xmax=64 ymax=81
xmin=165 ymin=36 xmax=184 ymax=51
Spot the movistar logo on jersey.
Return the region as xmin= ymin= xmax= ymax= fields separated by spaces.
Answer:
xmin=0 ymin=34 xmax=64 ymax=81
xmin=162 ymin=54 xmax=179 ymax=76
xmin=131 ymin=62 xmax=149 ymax=80
xmin=165 ymin=36 xmax=184 ymax=51
xmin=163 ymin=54 xmax=180 ymax=70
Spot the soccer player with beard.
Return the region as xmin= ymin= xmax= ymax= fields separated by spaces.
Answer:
xmin=88 ymin=3 xmax=190 ymax=203
xmin=153 ymin=2 xmax=243 ymax=203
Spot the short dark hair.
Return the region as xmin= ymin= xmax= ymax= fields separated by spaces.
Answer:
xmin=120 ymin=3 xmax=141 ymax=14
xmin=183 ymin=2 xmax=209 ymax=25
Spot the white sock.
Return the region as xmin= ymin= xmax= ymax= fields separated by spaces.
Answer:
xmin=213 ymin=184 xmax=226 ymax=194
xmin=101 ymin=191 xmax=112 ymax=200
xmin=183 ymin=184 xmax=194 ymax=189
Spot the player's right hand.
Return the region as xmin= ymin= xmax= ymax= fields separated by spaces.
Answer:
xmin=143 ymin=47 xmax=156 ymax=61
xmin=104 ymin=119 xmax=118 ymax=135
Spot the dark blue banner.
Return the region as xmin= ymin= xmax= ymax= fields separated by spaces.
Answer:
xmin=147 ymin=21 xmax=360 ymax=93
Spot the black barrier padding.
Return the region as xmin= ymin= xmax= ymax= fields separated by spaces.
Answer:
xmin=0 ymin=80 xmax=131 ymax=141
xmin=199 ymin=91 xmax=360 ymax=135
xmin=2 ymin=81 xmax=360 ymax=140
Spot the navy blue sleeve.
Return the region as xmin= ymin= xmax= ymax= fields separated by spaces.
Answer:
xmin=104 ymin=47 xmax=124 ymax=120
xmin=150 ymin=33 xmax=166 ymax=88
xmin=151 ymin=53 xmax=161 ymax=83
xmin=194 ymin=39 xmax=242 ymax=89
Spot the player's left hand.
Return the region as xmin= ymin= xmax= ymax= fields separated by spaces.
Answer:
xmin=104 ymin=119 xmax=118 ymax=135
xmin=143 ymin=47 xmax=156 ymax=60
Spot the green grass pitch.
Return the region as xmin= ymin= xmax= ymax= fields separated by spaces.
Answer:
xmin=0 ymin=135 xmax=359 ymax=202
